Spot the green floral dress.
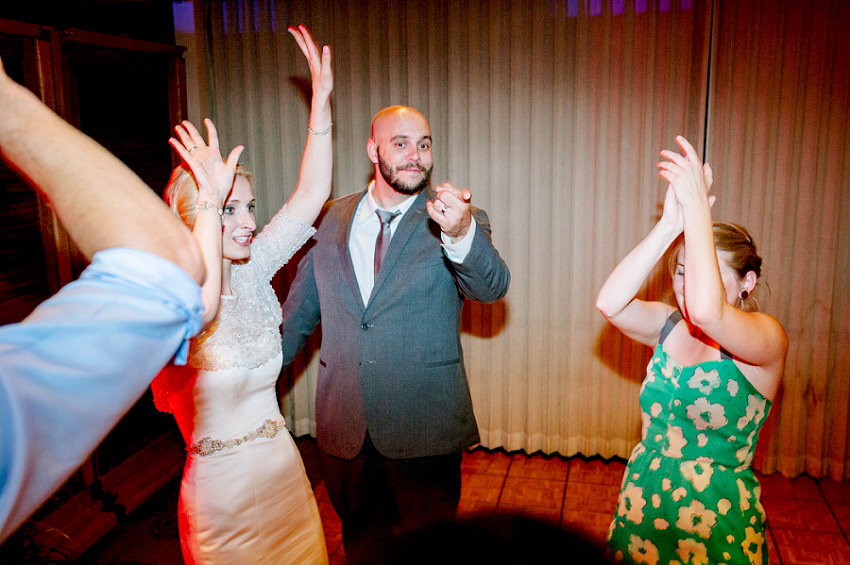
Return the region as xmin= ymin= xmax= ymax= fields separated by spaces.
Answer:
xmin=607 ymin=311 xmax=772 ymax=565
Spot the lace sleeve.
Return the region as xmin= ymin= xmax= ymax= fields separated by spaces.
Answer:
xmin=249 ymin=206 xmax=316 ymax=282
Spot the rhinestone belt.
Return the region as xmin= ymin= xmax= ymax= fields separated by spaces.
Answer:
xmin=186 ymin=419 xmax=285 ymax=457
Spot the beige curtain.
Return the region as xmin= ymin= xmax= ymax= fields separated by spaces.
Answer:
xmin=177 ymin=0 xmax=850 ymax=479
xmin=706 ymin=0 xmax=850 ymax=479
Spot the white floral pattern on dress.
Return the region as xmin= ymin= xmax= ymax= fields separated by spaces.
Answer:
xmin=608 ymin=325 xmax=771 ymax=565
xmin=727 ymin=379 xmax=739 ymax=397
xmin=628 ymin=535 xmax=660 ymax=565
xmin=675 ymin=538 xmax=710 ymax=565
xmin=741 ymin=526 xmax=764 ymax=565
xmin=680 ymin=457 xmax=715 ymax=492
xmin=687 ymin=368 xmax=721 ymax=395
xmin=737 ymin=395 xmax=768 ymax=431
xmin=618 ymin=483 xmax=647 ymax=524
xmin=676 ymin=500 xmax=717 ymax=539
xmin=686 ymin=397 xmax=728 ymax=431
xmin=737 ymin=478 xmax=752 ymax=511
xmin=663 ymin=426 xmax=687 ymax=458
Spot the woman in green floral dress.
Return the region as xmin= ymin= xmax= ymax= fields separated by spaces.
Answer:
xmin=596 ymin=136 xmax=788 ymax=565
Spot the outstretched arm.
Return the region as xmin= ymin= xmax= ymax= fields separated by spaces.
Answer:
xmin=169 ymin=119 xmax=243 ymax=327
xmin=0 ymin=57 xmax=204 ymax=284
xmin=0 ymin=56 xmax=206 ymax=542
xmin=283 ymin=25 xmax=333 ymax=225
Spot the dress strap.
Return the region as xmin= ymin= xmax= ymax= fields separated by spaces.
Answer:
xmin=658 ymin=309 xmax=683 ymax=345
xmin=659 ymin=309 xmax=735 ymax=360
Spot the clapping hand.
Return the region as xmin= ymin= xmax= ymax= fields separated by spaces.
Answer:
xmin=657 ymin=135 xmax=715 ymax=230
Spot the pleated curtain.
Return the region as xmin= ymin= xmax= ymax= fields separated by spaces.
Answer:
xmin=706 ymin=0 xmax=850 ymax=479
xmin=175 ymin=0 xmax=850 ymax=479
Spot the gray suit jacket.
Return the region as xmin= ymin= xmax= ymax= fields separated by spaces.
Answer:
xmin=281 ymin=188 xmax=510 ymax=459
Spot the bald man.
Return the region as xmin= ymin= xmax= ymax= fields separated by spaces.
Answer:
xmin=281 ymin=106 xmax=510 ymax=562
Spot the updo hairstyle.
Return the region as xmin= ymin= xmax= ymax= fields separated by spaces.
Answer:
xmin=668 ymin=222 xmax=764 ymax=312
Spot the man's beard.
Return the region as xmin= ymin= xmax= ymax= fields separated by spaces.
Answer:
xmin=377 ymin=150 xmax=432 ymax=195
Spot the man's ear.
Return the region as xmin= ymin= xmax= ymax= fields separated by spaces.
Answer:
xmin=367 ymin=139 xmax=378 ymax=164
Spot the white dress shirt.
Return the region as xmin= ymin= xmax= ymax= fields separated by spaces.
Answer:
xmin=349 ymin=181 xmax=476 ymax=305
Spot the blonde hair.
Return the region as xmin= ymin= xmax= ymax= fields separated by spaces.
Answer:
xmin=668 ymin=222 xmax=764 ymax=312
xmin=163 ymin=164 xmax=255 ymax=228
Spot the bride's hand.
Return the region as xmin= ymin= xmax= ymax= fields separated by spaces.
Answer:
xmin=288 ymin=25 xmax=332 ymax=107
xmin=170 ymin=118 xmax=244 ymax=205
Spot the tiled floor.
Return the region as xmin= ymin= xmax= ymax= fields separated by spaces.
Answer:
xmin=71 ymin=437 xmax=850 ymax=564
xmin=301 ymin=440 xmax=850 ymax=565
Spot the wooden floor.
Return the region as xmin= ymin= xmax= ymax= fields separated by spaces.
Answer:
xmin=70 ymin=436 xmax=850 ymax=564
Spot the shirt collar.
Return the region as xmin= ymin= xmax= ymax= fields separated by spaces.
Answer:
xmin=357 ymin=179 xmax=418 ymax=224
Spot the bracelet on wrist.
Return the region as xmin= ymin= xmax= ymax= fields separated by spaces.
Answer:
xmin=196 ymin=200 xmax=223 ymax=221
xmin=307 ymin=123 xmax=333 ymax=136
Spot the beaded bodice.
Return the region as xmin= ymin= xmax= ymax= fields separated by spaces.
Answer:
xmin=187 ymin=208 xmax=314 ymax=371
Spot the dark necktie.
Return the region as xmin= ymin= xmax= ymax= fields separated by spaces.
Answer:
xmin=374 ymin=209 xmax=401 ymax=279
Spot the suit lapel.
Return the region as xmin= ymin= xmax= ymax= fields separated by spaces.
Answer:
xmin=337 ymin=191 xmax=367 ymax=313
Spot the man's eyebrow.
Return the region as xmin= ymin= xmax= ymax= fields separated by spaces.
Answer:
xmin=389 ymin=135 xmax=432 ymax=143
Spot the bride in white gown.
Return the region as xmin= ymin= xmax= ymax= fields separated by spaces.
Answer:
xmin=151 ymin=25 xmax=332 ymax=565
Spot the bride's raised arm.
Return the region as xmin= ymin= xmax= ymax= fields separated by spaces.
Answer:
xmin=168 ymin=119 xmax=243 ymax=328
xmin=282 ymin=24 xmax=333 ymax=225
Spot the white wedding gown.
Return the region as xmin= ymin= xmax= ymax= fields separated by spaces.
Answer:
xmin=153 ymin=209 xmax=327 ymax=565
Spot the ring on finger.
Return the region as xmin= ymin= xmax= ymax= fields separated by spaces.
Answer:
xmin=188 ymin=146 xmax=197 ymax=153
xmin=440 ymin=206 xmax=447 ymax=215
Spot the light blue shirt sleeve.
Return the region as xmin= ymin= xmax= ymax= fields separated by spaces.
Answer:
xmin=0 ymin=248 xmax=202 ymax=541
